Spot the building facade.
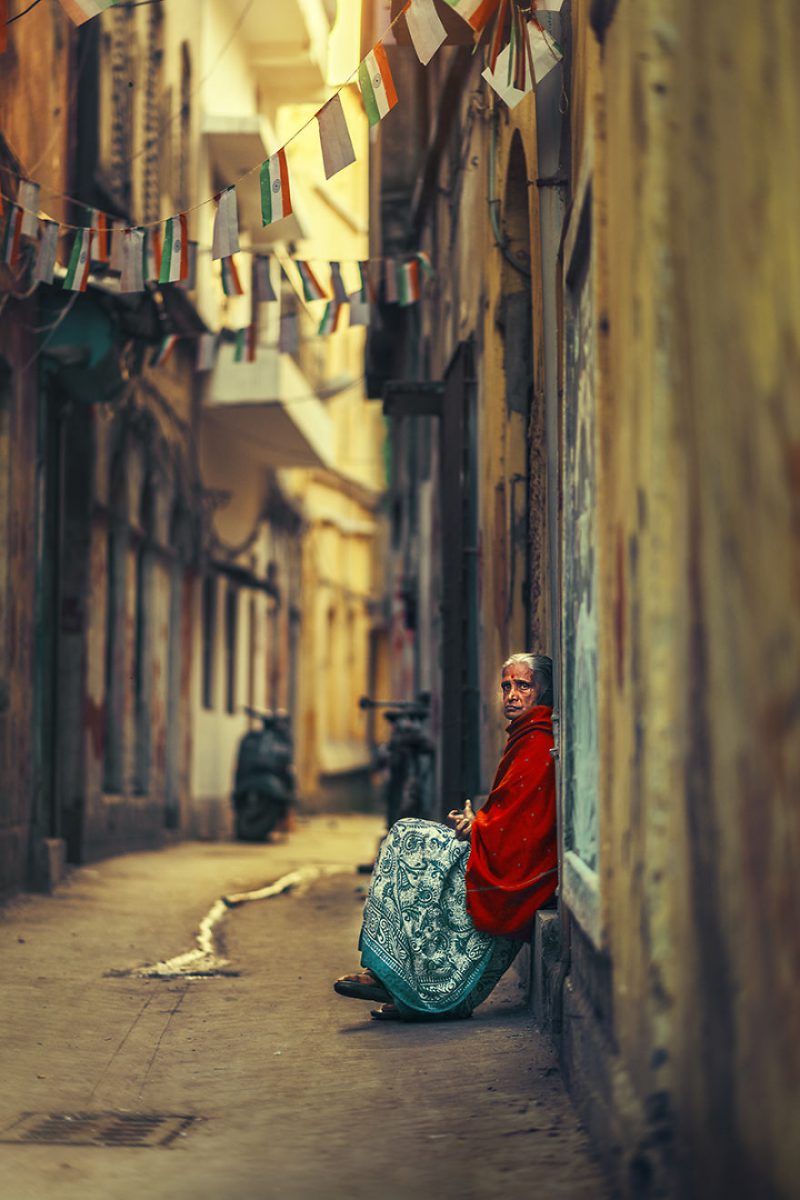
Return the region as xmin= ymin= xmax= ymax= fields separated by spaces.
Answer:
xmin=0 ymin=0 xmax=387 ymax=889
xmin=366 ymin=1 xmax=800 ymax=1197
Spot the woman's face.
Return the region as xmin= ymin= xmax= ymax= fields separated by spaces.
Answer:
xmin=500 ymin=664 xmax=539 ymax=721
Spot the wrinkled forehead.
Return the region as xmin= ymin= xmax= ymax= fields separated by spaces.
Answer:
xmin=500 ymin=665 xmax=534 ymax=684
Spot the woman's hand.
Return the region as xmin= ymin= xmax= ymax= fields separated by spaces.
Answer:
xmin=447 ymin=799 xmax=475 ymax=842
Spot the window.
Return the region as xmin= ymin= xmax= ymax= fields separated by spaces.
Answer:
xmin=201 ymin=575 xmax=217 ymax=710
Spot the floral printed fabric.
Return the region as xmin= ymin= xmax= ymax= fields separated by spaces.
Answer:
xmin=359 ymin=818 xmax=519 ymax=1018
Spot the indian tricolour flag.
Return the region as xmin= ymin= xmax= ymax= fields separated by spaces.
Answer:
xmin=220 ymin=256 xmax=244 ymax=297
xmin=295 ymin=261 xmax=328 ymax=302
xmin=63 ymin=228 xmax=92 ymax=291
xmin=358 ymin=43 xmax=398 ymax=127
xmin=57 ymin=0 xmax=115 ymax=26
xmin=233 ymin=326 xmax=257 ymax=363
xmin=397 ymin=259 xmax=421 ymax=306
xmin=317 ymin=301 xmax=342 ymax=336
xmin=89 ymin=209 xmax=110 ymax=262
xmin=260 ymin=150 xmax=292 ymax=227
xmin=159 ymin=213 xmax=188 ymax=283
xmin=143 ymin=228 xmax=162 ymax=282
xmin=444 ymin=0 xmax=500 ymax=32
xmin=150 ymin=335 xmax=178 ymax=367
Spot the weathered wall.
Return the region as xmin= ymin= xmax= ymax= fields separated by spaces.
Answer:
xmin=563 ymin=0 xmax=800 ymax=1195
xmin=0 ymin=314 xmax=38 ymax=897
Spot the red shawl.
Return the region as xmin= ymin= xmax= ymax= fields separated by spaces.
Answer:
xmin=465 ymin=705 xmax=558 ymax=940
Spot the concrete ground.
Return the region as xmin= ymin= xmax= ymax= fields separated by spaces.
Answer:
xmin=0 ymin=815 xmax=610 ymax=1200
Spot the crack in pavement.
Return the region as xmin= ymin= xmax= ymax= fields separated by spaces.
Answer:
xmin=105 ymin=863 xmax=353 ymax=980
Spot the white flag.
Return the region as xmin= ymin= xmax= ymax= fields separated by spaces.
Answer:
xmin=120 ymin=228 xmax=145 ymax=293
xmin=212 ymin=187 xmax=240 ymax=260
xmin=348 ymin=291 xmax=370 ymax=327
xmin=329 ymin=262 xmax=349 ymax=304
xmin=32 ymin=220 xmax=59 ymax=285
xmin=404 ymin=0 xmax=446 ymax=66
xmin=109 ymin=220 xmax=126 ymax=272
xmin=196 ymin=333 xmax=218 ymax=372
xmin=18 ymin=181 xmax=40 ymax=239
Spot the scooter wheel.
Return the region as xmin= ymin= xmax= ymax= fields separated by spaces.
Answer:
xmin=234 ymin=791 xmax=282 ymax=842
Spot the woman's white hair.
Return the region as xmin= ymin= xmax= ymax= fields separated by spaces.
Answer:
xmin=501 ymin=653 xmax=554 ymax=706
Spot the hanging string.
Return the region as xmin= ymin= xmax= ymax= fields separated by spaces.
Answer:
xmin=1 ymin=0 xmax=408 ymax=234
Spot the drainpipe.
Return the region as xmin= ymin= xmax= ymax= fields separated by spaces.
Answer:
xmin=533 ymin=49 xmax=571 ymax=1033
xmin=487 ymin=107 xmax=532 ymax=279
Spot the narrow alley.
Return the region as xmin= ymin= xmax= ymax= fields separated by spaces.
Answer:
xmin=0 ymin=816 xmax=606 ymax=1200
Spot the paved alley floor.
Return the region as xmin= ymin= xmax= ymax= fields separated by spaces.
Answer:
xmin=0 ymin=816 xmax=609 ymax=1200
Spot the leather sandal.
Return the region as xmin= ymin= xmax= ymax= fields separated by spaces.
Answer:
xmin=333 ymin=970 xmax=391 ymax=1002
xmin=370 ymin=1003 xmax=402 ymax=1021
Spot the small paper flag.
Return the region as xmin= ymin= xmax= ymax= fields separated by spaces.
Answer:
xmin=358 ymin=43 xmax=398 ymax=127
xmin=317 ymin=301 xmax=342 ymax=336
xmin=233 ymin=326 xmax=257 ymax=363
xmin=179 ymin=241 xmax=198 ymax=290
xmin=347 ymin=290 xmax=370 ymax=327
xmin=1 ymin=204 xmax=22 ymax=266
xmin=403 ymin=0 xmax=447 ymax=65
xmin=89 ymin=209 xmax=110 ymax=263
xmin=109 ymin=220 xmax=126 ymax=272
xmin=279 ymin=310 xmax=299 ymax=355
xmin=329 ymin=262 xmax=349 ymax=304
xmin=212 ymin=187 xmax=240 ymax=260
xmin=253 ymin=256 xmax=277 ymax=303
xmin=196 ymin=332 xmax=218 ymax=372
xmin=416 ymin=250 xmax=435 ymax=278
xmin=397 ymin=259 xmax=421 ymax=306
xmin=316 ymin=94 xmax=356 ymax=180
xmin=143 ymin=228 xmax=162 ymax=282
xmin=57 ymin=0 xmax=114 ymax=25
xmin=383 ymin=257 xmax=398 ymax=304
xmin=260 ymin=149 xmax=292 ymax=227
xmin=444 ymin=0 xmax=500 ymax=32
xmin=18 ymin=181 xmax=40 ymax=239
xmin=32 ymin=220 xmax=60 ymax=286
xmin=150 ymin=334 xmax=178 ymax=367
xmin=482 ymin=19 xmax=562 ymax=107
xmin=220 ymin=255 xmax=244 ymax=297
xmin=159 ymin=213 xmax=188 ymax=283
xmin=63 ymin=228 xmax=92 ymax=291
xmin=295 ymin=260 xmax=327 ymax=302
xmin=120 ymin=228 xmax=145 ymax=292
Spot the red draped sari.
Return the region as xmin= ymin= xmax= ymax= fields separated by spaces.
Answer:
xmin=465 ymin=704 xmax=558 ymax=940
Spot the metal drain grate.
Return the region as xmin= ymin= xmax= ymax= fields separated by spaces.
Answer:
xmin=0 ymin=1112 xmax=197 ymax=1148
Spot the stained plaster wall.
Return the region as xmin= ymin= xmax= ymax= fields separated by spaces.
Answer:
xmin=80 ymin=355 xmax=197 ymax=861
xmin=411 ymin=53 xmax=546 ymax=796
xmin=563 ymin=1 xmax=800 ymax=1195
xmin=0 ymin=4 xmax=71 ymax=893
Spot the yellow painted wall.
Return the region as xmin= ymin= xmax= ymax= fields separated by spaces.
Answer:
xmin=568 ymin=0 xmax=800 ymax=1193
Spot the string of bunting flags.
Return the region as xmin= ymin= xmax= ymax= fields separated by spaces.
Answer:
xmin=1 ymin=0 xmax=563 ymax=370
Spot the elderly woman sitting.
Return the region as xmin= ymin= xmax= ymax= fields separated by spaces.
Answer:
xmin=334 ymin=653 xmax=558 ymax=1021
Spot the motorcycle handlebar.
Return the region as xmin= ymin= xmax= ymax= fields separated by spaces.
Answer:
xmin=359 ymin=693 xmax=430 ymax=712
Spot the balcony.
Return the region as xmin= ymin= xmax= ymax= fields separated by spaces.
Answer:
xmin=204 ymin=342 xmax=334 ymax=469
xmin=242 ymin=0 xmax=337 ymax=101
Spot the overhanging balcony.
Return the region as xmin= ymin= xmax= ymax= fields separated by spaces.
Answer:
xmin=204 ymin=343 xmax=334 ymax=469
xmin=242 ymin=0 xmax=336 ymax=100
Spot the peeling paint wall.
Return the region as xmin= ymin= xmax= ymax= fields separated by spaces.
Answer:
xmin=563 ymin=0 xmax=800 ymax=1195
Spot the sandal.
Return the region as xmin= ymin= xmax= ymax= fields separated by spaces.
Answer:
xmin=334 ymin=970 xmax=391 ymax=1003
xmin=370 ymin=1003 xmax=402 ymax=1021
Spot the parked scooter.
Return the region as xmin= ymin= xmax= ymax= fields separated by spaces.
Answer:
xmin=232 ymin=707 xmax=296 ymax=841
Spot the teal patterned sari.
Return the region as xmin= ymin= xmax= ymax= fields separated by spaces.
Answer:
xmin=359 ymin=818 xmax=520 ymax=1020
